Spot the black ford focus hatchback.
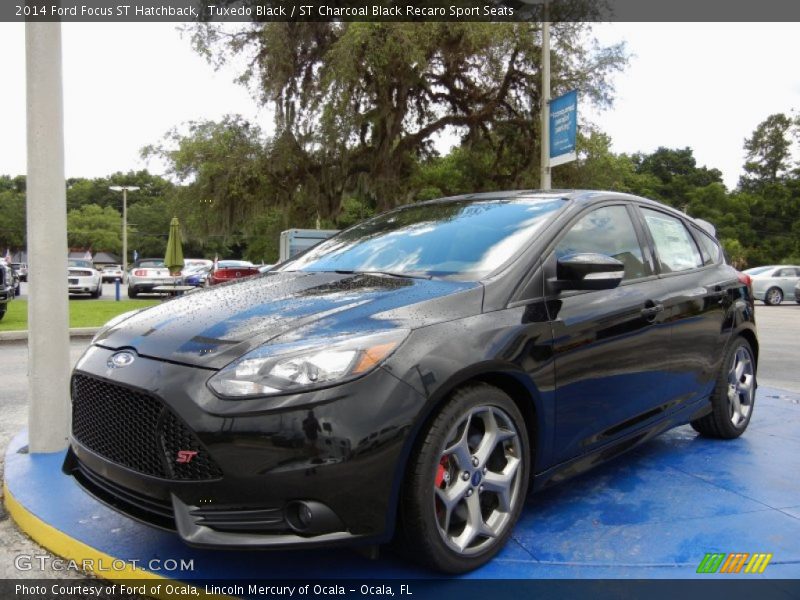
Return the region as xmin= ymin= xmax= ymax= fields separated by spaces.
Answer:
xmin=64 ymin=190 xmax=758 ymax=573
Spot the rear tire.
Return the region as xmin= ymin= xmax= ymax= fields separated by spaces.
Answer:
xmin=127 ymin=286 xmax=138 ymax=299
xmin=397 ymin=383 xmax=530 ymax=573
xmin=764 ymin=287 xmax=783 ymax=305
xmin=691 ymin=337 xmax=756 ymax=439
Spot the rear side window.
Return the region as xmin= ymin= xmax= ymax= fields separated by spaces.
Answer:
xmin=777 ymin=268 xmax=800 ymax=277
xmin=641 ymin=209 xmax=703 ymax=273
xmin=693 ymin=228 xmax=723 ymax=265
xmin=555 ymin=205 xmax=648 ymax=280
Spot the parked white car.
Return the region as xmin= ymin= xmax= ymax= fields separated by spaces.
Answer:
xmin=68 ymin=259 xmax=103 ymax=298
xmin=100 ymin=264 xmax=124 ymax=283
xmin=127 ymin=258 xmax=177 ymax=298
xmin=746 ymin=265 xmax=800 ymax=305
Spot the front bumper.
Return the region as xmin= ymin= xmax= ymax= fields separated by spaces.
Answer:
xmin=63 ymin=344 xmax=426 ymax=549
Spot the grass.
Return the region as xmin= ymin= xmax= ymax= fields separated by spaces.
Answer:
xmin=0 ymin=299 xmax=159 ymax=332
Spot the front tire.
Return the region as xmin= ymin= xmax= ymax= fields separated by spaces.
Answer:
xmin=691 ymin=337 xmax=756 ymax=439
xmin=398 ymin=383 xmax=530 ymax=573
xmin=764 ymin=287 xmax=783 ymax=305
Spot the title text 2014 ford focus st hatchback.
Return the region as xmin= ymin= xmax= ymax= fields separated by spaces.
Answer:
xmin=64 ymin=191 xmax=758 ymax=573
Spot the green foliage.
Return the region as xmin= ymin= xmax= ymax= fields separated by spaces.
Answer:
xmin=127 ymin=197 xmax=173 ymax=259
xmin=741 ymin=113 xmax=796 ymax=186
xmin=0 ymin=188 xmax=26 ymax=250
xmin=67 ymin=204 xmax=122 ymax=253
xmin=336 ymin=197 xmax=376 ymax=229
xmin=187 ymin=21 xmax=627 ymax=220
xmin=67 ymin=170 xmax=175 ymax=211
xmin=241 ymin=207 xmax=286 ymax=264
xmin=143 ymin=116 xmax=271 ymax=251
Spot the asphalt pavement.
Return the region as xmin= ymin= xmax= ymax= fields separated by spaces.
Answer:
xmin=0 ymin=302 xmax=798 ymax=579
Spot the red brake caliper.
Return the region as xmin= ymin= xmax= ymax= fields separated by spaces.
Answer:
xmin=435 ymin=455 xmax=449 ymax=488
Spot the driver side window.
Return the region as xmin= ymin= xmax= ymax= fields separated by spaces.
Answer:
xmin=555 ymin=205 xmax=648 ymax=281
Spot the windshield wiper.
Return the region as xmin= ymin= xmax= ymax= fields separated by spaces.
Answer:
xmin=333 ymin=269 xmax=433 ymax=280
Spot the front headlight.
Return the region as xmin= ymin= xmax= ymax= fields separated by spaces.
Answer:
xmin=208 ymin=329 xmax=410 ymax=398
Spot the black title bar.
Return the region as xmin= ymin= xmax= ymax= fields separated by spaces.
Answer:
xmin=5 ymin=0 xmax=800 ymax=22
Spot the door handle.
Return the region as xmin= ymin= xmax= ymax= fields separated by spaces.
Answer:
xmin=708 ymin=285 xmax=727 ymax=304
xmin=641 ymin=302 xmax=664 ymax=321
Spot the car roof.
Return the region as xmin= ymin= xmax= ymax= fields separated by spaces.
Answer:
xmin=406 ymin=189 xmax=707 ymax=230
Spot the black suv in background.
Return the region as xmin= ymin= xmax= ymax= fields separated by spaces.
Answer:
xmin=0 ymin=262 xmax=14 ymax=320
xmin=65 ymin=190 xmax=757 ymax=573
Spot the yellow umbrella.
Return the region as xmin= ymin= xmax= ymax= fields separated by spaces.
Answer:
xmin=164 ymin=217 xmax=184 ymax=276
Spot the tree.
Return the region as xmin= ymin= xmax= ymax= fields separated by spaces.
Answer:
xmin=127 ymin=197 xmax=173 ymax=259
xmin=187 ymin=21 xmax=626 ymax=220
xmin=67 ymin=204 xmax=122 ymax=253
xmin=67 ymin=170 xmax=174 ymax=211
xmin=632 ymin=147 xmax=723 ymax=207
xmin=0 ymin=188 xmax=26 ymax=250
xmin=741 ymin=113 xmax=795 ymax=186
xmin=736 ymin=113 xmax=800 ymax=265
xmin=143 ymin=116 xmax=272 ymax=242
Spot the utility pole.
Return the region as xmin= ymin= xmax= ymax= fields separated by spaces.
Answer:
xmin=540 ymin=0 xmax=551 ymax=190
xmin=26 ymin=22 xmax=70 ymax=452
xmin=110 ymin=185 xmax=139 ymax=275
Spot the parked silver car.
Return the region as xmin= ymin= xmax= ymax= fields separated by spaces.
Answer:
xmin=68 ymin=259 xmax=103 ymax=298
xmin=746 ymin=265 xmax=800 ymax=305
xmin=127 ymin=258 xmax=177 ymax=298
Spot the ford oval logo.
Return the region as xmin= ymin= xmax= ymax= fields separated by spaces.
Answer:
xmin=107 ymin=351 xmax=136 ymax=369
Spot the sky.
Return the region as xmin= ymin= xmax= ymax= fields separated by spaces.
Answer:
xmin=0 ymin=22 xmax=798 ymax=189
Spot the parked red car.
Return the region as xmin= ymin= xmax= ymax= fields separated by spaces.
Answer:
xmin=208 ymin=260 xmax=260 ymax=286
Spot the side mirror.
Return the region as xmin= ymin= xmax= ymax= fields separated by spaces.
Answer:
xmin=553 ymin=253 xmax=624 ymax=291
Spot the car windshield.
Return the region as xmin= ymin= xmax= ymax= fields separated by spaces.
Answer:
xmin=185 ymin=264 xmax=211 ymax=274
xmin=138 ymin=260 xmax=165 ymax=268
xmin=218 ymin=261 xmax=254 ymax=268
xmin=68 ymin=259 xmax=93 ymax=269
xmin=278 ymin=197 xmax=566 ymax=280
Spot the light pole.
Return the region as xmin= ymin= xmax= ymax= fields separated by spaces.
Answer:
xmin=521 ymin=0 xmax=552 ymax=190
xmin=540 ymin=1 xmax=551 ymax=190
xmin=109 ymin=185 xmax=139 ymax=276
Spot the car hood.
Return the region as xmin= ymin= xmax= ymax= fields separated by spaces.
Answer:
xmin=95 ymin=271 xmax=483 ymax=369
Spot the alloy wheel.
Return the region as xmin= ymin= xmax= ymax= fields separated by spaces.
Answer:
xmin=433 ymin=406 xmax=523 ymax=555
xmin=766 ymin=288 xmax=783 ymax=305
xmin=728 ymin=345 xmax=755 ymax=427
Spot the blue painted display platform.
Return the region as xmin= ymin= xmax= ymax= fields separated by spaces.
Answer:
xmin=4 ymin=386 xmax=800 ymax=581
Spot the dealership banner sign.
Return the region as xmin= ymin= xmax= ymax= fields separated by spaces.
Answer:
xmin=549 ymin=89 xmax=578 ymax=167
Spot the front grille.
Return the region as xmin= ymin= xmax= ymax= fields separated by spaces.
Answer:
xmin=71 ymin=374 xmax=223 ymax=481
